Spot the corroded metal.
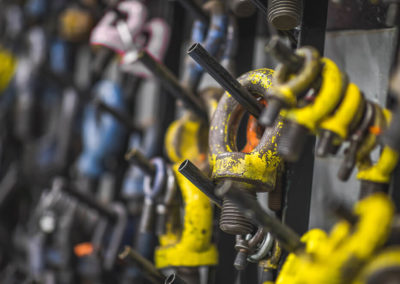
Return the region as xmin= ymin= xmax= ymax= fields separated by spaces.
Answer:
xmin=209 ymin=68 xmax=284 ymax=191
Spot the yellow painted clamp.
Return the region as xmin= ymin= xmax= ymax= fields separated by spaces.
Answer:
xmin=155 ymin=163 xmax=218 ymax=268
xmin=0 ymin=48 xmax=17 ymax=94
xmin=317 ymin=83 xmax=365 ymax=156
xmin=156 ymin=88 xmax=221 ymax=269
xmin=268 ymin=47 xmax=321 ymax=107
xmin=276 ymin=193 xmax=394 ymax=284
xmin=209 ymin=68 xmax=284 ymax=191
xmin=353 ymin=247 xmax=400 ymax=284
xmin=356 ymin=108 xmax=398 ymax=184
xmin=284 ymin=58 xmax=347 ymax=133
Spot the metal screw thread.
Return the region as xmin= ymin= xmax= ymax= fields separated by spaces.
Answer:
xmin=268 ymin=179 xmax=282 ymax=212
xmin=267 ymin=0 xmax=301 ymax=30
xmin=220 ymin=191 xmax=256 ymax=235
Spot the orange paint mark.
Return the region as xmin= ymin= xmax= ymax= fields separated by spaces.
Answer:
xmin=369 ymin=126 xmax=383 ymax=135
xmin=242 ymin=100 xmax=267 ymax=153
xmin=74 ymin=242 xmax=94 ymax=257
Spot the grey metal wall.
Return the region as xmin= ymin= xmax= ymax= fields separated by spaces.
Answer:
xmin=309 ymin=28 xmax=397 ymax=230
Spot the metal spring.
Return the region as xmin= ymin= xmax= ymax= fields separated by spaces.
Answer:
xmin=220 ymin=190 xmax=256 ymax=235
xmin=267 ymin=0 xmax=301 ymax=30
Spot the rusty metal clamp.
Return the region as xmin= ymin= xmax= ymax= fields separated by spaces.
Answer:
xmin=209 ymin=68 xmax=285 ymax=271
xmin=260 ymin=38 xmax=322 ymax=126
xmin=209 ymin=68 xmax=284 ymax=191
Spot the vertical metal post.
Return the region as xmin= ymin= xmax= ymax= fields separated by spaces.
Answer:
xmin=386 ymin=5 xmax=400 ymax=212
xmin=283 ymin=0 xmax=329 ymax=236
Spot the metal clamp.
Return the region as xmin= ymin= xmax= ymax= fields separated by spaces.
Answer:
xmin=140 ymin=158 xmax=167 ymax=233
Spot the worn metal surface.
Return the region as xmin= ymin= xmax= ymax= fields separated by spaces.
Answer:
xmin=209 ymin=68 xmax=283 ymax=191
xmin=268 ymin=0 xmax=301 ymax=31
xmin=188 ymin=42 xmax=262 ymax=118
xmin=178 ymin=159 xmax=222 ymax=207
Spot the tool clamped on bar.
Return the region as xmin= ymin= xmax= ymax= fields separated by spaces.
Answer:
xmin=2 ymin=1 xmax=400 ymax=283
xmin=186 ymin=38 xmax=287 ymax=272
xmin=255 ymin=38 xmax=398 ymax=199
xmin=126 ymin=149 xmax=179 ymax=236
xmin=29 ymin=177 xmax=128 ymax=278
xmin=77 ymin=81 xmax=128 ymax=181
xmin=217 ymin=180 xmax=398 ymax=284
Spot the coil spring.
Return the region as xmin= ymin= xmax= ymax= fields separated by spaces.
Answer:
xmin=220 ymin=190 xmax=256 ymax=235
xmin=267 ymin=0 xmax=301 ymax=30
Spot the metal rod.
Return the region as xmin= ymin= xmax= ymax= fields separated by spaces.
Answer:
xmin=119 ymin=246 xmax=165 ymax=284
xmin=249 ymin=0 xmax=269 ymax=17
xmin=93 ymin=98 xmax=142 ymax=133
xmin=187 ymin=42 xmax=262 ymax=118
xmin=173 ymin=0 xmax=209 ymax=24
xmin=165 ymin=273 xmax=187 ymax=284
xmin=178 ymin=160 xmax=222 ymax=208
xmin=265 ymin=36 xmax=304 ymax=71
xmin=216 ymin=180 xmax=304 ymax=253
xmin=125 ymin=149 xmax=156 ymax=177
xmin=282 ymin=0 xmax=328 ymax=238
xmin=64 ymin=184 xmax=117 ymax=221
xmin=91 ymin=47 xmax=115 ymax=85
xmin=130 ymin=50 xmax=208 ymax=122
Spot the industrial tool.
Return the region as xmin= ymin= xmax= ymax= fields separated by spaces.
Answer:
xmin=91 ymin=0 xmax=171 ymax=80
xmin=77 ymin=80 xmax=128 ymax=181
xmin=126 ymin=144 xmax=217 ymax=283
xmin=186 ymin=36 xmax=288 ymax=272
xmin=267 ymin=0 xmax=302 ymax=30
xmin=59 ymin=6 xmax=94 ymax=42
xmin=217 ymin=180 xmax=397 ymax=284
xmin=91 ymin=4 xmax=176 ymax=283
xmin=353 ymin=248 xmax=400 ymax=284
xmin=13 ymin=28 xmax=47 ymax=142
xmin=123 ymin=49 xmax=208 ymax=122
xmin=25 ymin=177 xmax=128 ymax=282
xmin=90 ymin=0 xmax=148 ymax=54
xmin=229 ymin=0 xmax=256 ymax=18
xmin=0 ymin=47 xmax=17 ymax=95
xmin=180 ymin=0 xmax=228 ymax=92
xmin=131 ymin=4 xmax=233 ymax=279
xmin=257 ymin=37 xmax=395 ymax=194
xmin=259 ymin=37 xmax=321 ymax=127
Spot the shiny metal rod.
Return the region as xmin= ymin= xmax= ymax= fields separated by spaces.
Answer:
xmin=165 ymin=273 xmax=187 ymax=284
xmin=125 ymin=148 xmax=156 ymax=177
xmin=174 ymin=0 xmax=209 ymax=24
xmin=119 ymin=246 xmax=164 ymax=284
xmin=249 ymin=0 xmax=269 ymax=17
xmin=131 ymin=50 xmax=208 ymax=122
xmin=178 ymin=159 xmax=222 ymax=208
xmin=187 ymin=42 xmax=262 ymax=118
xmin=93 ymin=98 xmax=141 ymax=133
